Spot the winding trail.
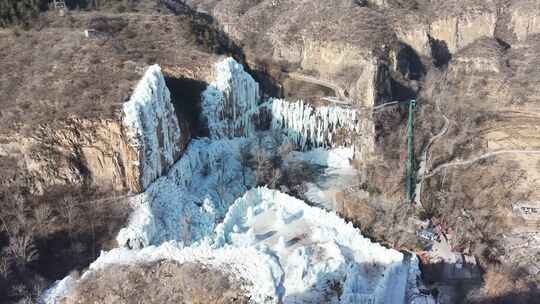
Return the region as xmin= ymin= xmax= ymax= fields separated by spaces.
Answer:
xmin=288 ymin=72 xmax=349 ymax=102
xmin=373 ymin=101 xmax=401 ymax=111
xmin=415 ymin=98 xmax=450 ymax=204
xmin=422 ymin=149 xmax=540 ymax=179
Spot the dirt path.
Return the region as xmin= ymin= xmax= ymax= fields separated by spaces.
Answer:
xmin=415 ymin=98 xmax=450 ymax=205
xmin=423 ymin=149 xmax=540 ymax=179
xmin=288 ymin=72 xmax=349 ymax=102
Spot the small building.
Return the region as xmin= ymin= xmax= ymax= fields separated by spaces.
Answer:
xmin=512 ymin=201 xmax=540 ymax=218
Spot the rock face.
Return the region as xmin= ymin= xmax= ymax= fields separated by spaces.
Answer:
xmin=187 ymin=0 xmax=412 ymax=107
xmin=0 ymin=119 xmax=129 ymax=194
xmin=0 ymin=12 xmax=224 ymax=195
xmin=1 ymin=65 xmax=188 ymax=194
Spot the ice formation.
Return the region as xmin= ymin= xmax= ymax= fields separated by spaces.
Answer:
xmin=214 ymin=187 xmax=408 ymax=303
xmin=266 ymin=98 xmax=362 ymax=150
xmin=201 ymin=57 xmax=261 ymax=138
xmin=285 ymin=147 xmax=359 ymax=210
xmin=116 ymin=138 xmax=252 ymax=249
xmin=201 ymin=57 xmax=364 ymax=152
xmin=43 ymin=57 xmax=431 ymax=304
xmin=122 ymin=65 xmax=183 ymax=190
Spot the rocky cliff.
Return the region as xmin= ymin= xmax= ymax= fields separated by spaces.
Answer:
xmin=0 ymin=12 xmax=223 ymax=195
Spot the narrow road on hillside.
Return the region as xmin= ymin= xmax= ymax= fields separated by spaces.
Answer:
xmin=288 ymin=72 xmax=349 ymax=102
xmin=373 ymin=101 xmax=400 ymax=111
xmin=415 ymin=98 xmax=450 ymax=204
xmin=422 ymin=149 xmax=540 ymax=179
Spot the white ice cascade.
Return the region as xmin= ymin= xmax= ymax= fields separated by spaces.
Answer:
xmin=267 ymin=98 xmax=362 ymax=150
xmin=43 ymin=58 xmax=432 ymax=304
xmin=213 ymin=188 xmax=409 ymax=303
xmin=116 ymin=138 xmax=250 ymax=249
xmin=122 ymin=65 xmax=183 ymax=190
xmin=202 ymin=57 xmax=261 ymax=139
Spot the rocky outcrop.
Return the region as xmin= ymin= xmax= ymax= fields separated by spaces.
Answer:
xmin=510 ymin=2 xmax=540 ymax=42
xmin=0 ymin=65 xmax=189 ymax=195
xmin=429 ymin=1 xmax=498 ymax=54
xmin=187 ymin=0 xmax=412 ymax=107
xmin=0 ymin=12 xmax=227 ymax=195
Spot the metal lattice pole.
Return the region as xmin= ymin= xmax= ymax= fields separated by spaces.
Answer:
xmin=406 ymin=99 xmax=417 ymax=202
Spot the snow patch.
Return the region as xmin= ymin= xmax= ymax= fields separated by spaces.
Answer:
xmin=122 ymin=65 xmax=183 ymax=190
xmin=287 ymin=147 xmax=354 ymax=168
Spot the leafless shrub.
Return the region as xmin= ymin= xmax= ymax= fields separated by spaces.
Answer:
xmin=215 ymin=153 xmax=236 ymax=207
xmin=238 ymin=142 xmax=252 ymax=187
xmin=278 ymin=141 xmax=294 ymax=160
xmin=481 ymin=265 xmax=535 ymax=303
xmin=252 ymin=145 xmax=275 ymax=186
xmin=7 ymin=232 xmax=39 ymax=269
xmin=33 ymin=204 xmax=53 ymax=233
xmin=59 ymin=195 xmax=80 ymax=238
xmin=0 ymin=255 xmax=10 ymax=280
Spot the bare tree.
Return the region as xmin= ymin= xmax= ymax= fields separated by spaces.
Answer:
xmin=215 ymin=154 xmax=234 ymax=208
xmin=253 ymin=145 xmax=272 ymax=186
xmin=278 ymin=140 xmax=294 ymax=160
xmin=238 ymin=142 xmax=252 ymax=187
xmin=0 ymin=255 xmax=10 ymax=280
xmin=0 ymin=194 xmax=39 ymax=270
xmin=59 ymin=195 xmax=79 ymax=239
xmin=7 ymin=231 xmax=39 ymax=270
xmin=33 ymin=204 xmax=53 ymax=234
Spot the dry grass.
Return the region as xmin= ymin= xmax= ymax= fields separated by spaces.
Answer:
xmin=0 ymin=9 xmax=223 ymax=134
xmin=62 ymin=261 xmax=250 ymax=304
xmin=0 ymin=183 xmax=131 ymax=303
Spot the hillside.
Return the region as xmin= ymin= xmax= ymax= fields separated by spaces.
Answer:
xmin=0 ymin=1 xmax=539 ymax=303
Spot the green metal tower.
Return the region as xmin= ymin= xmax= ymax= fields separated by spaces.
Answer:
xmin=406 ymin=99 xmax=417 ymax=202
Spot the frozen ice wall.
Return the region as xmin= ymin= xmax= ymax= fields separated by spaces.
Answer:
xmin=116 ymin=138 xmax=251 ymax=249
xmin=123 ymin=65 xmax=184 ymax=191
xmin=267 ymin=98 xmax=362 ymax=150
xmin=214 ymin=187 xmax=408 ymax=303
xmin=202 ymin=58 xmax=261 ymax=138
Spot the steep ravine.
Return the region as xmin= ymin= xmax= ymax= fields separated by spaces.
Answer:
xmin=42 ymin=58 xmax=434 ymax=304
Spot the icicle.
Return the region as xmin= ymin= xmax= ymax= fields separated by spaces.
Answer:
xmin=267 ymin=98 xmax=361 ymax=150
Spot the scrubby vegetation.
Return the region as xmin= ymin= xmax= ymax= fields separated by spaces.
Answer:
xmin=0 ymin=186 xmax=130 ymax=303
xmin=62 ymin=261 xmax=250 ymax=304
xmin=0 ymin=0 xmax=47 ymax=27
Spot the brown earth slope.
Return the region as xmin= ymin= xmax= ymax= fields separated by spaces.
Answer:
xmin=62 ymin=261 xmax=250 ymax=304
